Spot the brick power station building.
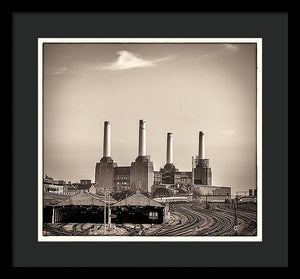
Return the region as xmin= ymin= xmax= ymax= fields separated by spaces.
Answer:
xmin=95 ymin=120 xmax=224 ymax=195
xmin=95 ymin=120 xmax=153 ymax=193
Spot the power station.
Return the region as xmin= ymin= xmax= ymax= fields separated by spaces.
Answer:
xmin=95 ymin=120 xmax=215 ymax=194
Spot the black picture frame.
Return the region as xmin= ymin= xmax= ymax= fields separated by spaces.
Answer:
xmin=12 ymin=12 xmax=291 ymax=267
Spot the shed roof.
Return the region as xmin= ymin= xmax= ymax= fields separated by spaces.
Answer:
xmin=88 ymin=192 xmax=117 ymax=204
xmin=43 ymin=192 xmax=70 ymax=206
xmin=112 ymin=190 xmax=164 ymax=208
xmin=57 ymin=191 xmax=106 ymax=207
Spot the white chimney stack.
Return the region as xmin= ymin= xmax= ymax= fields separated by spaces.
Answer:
xmin=103 ymin=121 xmax=111 ymax=157
xmin=166 ymin=132 xmax=173 ymax=164
xmin=199 ymin=131 xmax=205 ymax=159
xmin=138 ymin=120 xmax=146 ymax=156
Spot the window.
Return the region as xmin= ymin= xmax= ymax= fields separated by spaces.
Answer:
xmin=149 ymin=211 xmax=158 ymax=219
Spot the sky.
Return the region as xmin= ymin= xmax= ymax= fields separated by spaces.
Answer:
xmin=43 ymin=43 xmax=257 ymax=194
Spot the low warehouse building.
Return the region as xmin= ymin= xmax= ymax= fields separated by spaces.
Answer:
xmin=43 ymin=191 xmax=109 ymax=223
xmin=112 ymin=190 xmax=165 ymax=224
xmin=44 ymin=190 xmax=165 ymax=225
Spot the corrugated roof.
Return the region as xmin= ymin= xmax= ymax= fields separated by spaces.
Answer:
xmin=88 ymin=192 xmax=117 ymax=204
xmin=57 ymin=191 xmax=106 ymax=207
xmin=43 ymin=192 xmax=70 ymax=206
xmin=112 ymin=190 xmax=164 ymax=207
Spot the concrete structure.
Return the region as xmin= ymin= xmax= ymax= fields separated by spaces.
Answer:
xmin=153 ymin=171 xmax=163 ymax=185
xmin=95 ymin=121 xmax=117 ymax=193
xmin=130 ymin=120 xmax=154 ymax=193
xmin=94 ymin=123 xmax=217 ymax=195
xmin=95 ymin=120 xmax=154 ymax=193
xmin=193 ymin=185 xmax=231 ymax=202
xmin=198 ymin=131 xmax=205 ymax=159
xmin=166 ymin=132 xmax=173 ymax=164
xmin=114 ymin=166 xmax=131 ymax=191
xmin=138 ymin=120 xmax=146 ymax=156
xmin=103 ymin=121 xmax=111 ymax=157
xmin=174 ymin=171 xmax=193 ymax=186
xmin=161 ymin=132 xmax=177 ymax=184
xmin=153 ymin=132 xmax=193 ymax=188
xmin=193 ymin=131 xmax=212 ymax=185
xmin=152 ymin=132 xmax=178 ymax=186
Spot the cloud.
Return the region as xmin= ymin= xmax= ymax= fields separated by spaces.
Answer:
xmin=196 ymin=44 xmax=239 ymax=62
xmin=46 ymin=50 xmax=174 ymax=76
xmin=101 ymin=50 xmax=173 ymax=71
xmin=224 ymin=44 xmax=239 ymax=51
xmin=51 ymin=67 xmax=68 ymax=75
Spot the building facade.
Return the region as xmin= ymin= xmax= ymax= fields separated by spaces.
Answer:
xmin=95 ymin=120 xmax=154 ymax=193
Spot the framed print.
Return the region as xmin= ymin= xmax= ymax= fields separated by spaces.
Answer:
xmin=12 ymin=12 xmax=289 ymax=267
xmin=38 ymin=38 xmax=262 ymax=242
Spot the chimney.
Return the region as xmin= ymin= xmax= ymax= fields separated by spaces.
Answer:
xmin=103 ymin=121 xmax=111 ymax=157
xmin=199 ymin=131 xmax=205 ymax=159
xmin=166 ymin=132 xmax=173 ymax=164
xmin=138 ymin=120 xmax=146 ymax=156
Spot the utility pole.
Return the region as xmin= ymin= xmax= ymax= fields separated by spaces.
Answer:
xmin=234 ymin=198 xmax=238 ymax=226
xmin=104 ymin=188 xmax=107 ymax=235
xmin=192 ymin=156 xmax=194 ymax=186
xmin=108 ymin=189 xmax=111 ymax=229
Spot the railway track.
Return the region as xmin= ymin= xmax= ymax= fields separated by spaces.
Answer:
xmin=43 ymin=203 xmax=257 ymax=237
xmin=43 ymin=223 xmax=73 ymax=236
xmin=44 ymin=223 xmax=96 ymax=236
xmin=149 ymin=202 xmax=256 ymax=236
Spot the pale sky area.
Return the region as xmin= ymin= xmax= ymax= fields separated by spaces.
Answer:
xmin=43 ymin=43 xmax=257 ymax=194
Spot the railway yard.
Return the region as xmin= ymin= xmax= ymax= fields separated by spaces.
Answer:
xmin=43 ymin=202 xmax=257 ymax=236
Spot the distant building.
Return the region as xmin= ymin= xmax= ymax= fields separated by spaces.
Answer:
xmin=236 ymin=190 xmax=249 ymax=197
xmin=193 ymin=185 xmax=231 ymax=202
xmin=174 ymin=171 xmax=192 ymax=186
xmin=249 ymin=188 xmax=257 ymax=196
xmin=80 ymin=179 xmax=91 ymax=186
xmin=153 ymin=171 xmax=162 ymax=185
xmin=114 ymin=166 xmax=131 ymax=191
xmin=194 ymin=185 xmax=231 ymax=196
xmin=192 ymin=132 xmax=212 ymax=185
xmin=44 ymin=175 xmax=54 ymax=184
xmin=46 ymin=184 xmax=65 ymax=195
xmin=153 ymin=131 xmax=212 ymax=191
xmin=94 ymin=121 xmax=220 ymax=195
xmin=95 ymin=120 xmax=154 ymax=194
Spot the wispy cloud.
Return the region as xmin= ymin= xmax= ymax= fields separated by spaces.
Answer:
xmin=101 ymin=50 xmax=173 ymax=71
xmin=47 ymin=50 xmax=174 ymax=76
xmin=196 ymin=44 xmax=239 ymax=62
xmin=48 ymin=66 xmax=87 ymax=76
xmin=51 ymin=67 xmax=68 ymax=75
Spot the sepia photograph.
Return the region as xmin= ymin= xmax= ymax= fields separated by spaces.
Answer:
xmin=38 ymin=38 xmax=262 ymax=241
